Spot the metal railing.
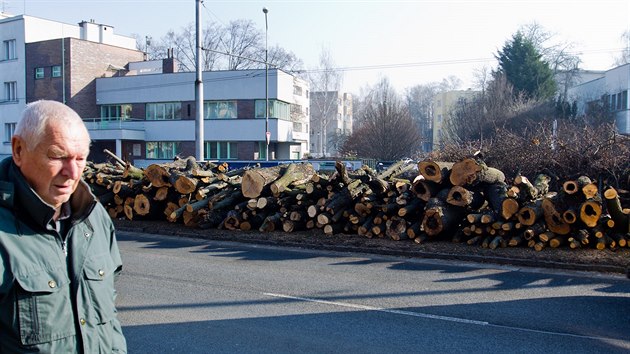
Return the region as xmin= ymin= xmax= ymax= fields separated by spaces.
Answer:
xmin=83 ymin=117 xmax=145 ymax=131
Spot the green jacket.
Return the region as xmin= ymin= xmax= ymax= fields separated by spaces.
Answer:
xmin=0 ymin=157 xmax=127 ymax=353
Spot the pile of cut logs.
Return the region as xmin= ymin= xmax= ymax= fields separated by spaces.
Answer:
xmin=84 ymin=150 xmax=630 ymax=252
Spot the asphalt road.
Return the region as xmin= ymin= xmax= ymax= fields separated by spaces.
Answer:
xmin=115 ymin=231 xmax=630 ymax=354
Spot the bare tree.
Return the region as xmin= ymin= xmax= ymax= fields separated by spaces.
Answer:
xmin=405 ymin=83 xmax=440 ymax=152
xmin=308 ymin=47 xmax=344 ymax=157
xmin=614 ymin=30 xmax=630 ymax=66
xmin=340 ymin=78 xmax=421 ymax=160
xmin=141 ymin=19 xmax=302 ymax=73
xmin=267 ymin=45 xmax=304 ymax=73
xmin=220 ymin=19 xmax=263 ymax=70
xmin=519 ymin=22 xmax=582 ymax=98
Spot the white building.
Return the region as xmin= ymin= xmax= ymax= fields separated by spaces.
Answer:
xmin=91 ymin=64 xmax=310 ymax=165
xmin=567 ymin=63 xmax=630 ymax=135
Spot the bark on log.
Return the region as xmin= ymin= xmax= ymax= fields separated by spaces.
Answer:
xmin=270 ymin=163 xmax=316 ymax=196
xmin=449 ymin=158 xmax=505 ymax=186
xmin=422 ymin=189 xmax=465 ymax=237
xmin=604 ymin=187 xmax=630 ymax=233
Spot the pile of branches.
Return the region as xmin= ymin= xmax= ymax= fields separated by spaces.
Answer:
xmin=433 ymin=122 xmax=630 ymax=192
xmin=84 ymin=151 xmax=630 ymax=253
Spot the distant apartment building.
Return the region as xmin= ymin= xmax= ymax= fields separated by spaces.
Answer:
xmin=567 ymin=63 xmax=630 ymax=135
xmin=431 ymin=89 xmax=478 ymax=150
xmin=1 ymin=13 xmax=310 ymax=164
xmin=309 ymin=91 xmax=353 ymax=157
xmin=0 ymin=13 xmax=141 ymax=157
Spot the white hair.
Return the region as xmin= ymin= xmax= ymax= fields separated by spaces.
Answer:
xmin=14 ymin=100 xmax=87 ymax=151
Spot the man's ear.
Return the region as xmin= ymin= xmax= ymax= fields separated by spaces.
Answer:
xmin=11 ymin=136 xmax=25 ymax=167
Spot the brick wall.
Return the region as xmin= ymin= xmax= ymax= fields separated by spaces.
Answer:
xmin=67 ymin=38 xmax=144 ymax=118
xmin=25 ymin=38 xmax=144 ymax=118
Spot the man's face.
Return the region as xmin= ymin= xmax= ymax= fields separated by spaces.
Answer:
xmin=12 ymin=120 xmax=90 ymax=209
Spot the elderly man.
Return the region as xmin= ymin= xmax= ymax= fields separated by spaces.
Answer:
xmin=0 ymin=100 xmax=127 ymax=353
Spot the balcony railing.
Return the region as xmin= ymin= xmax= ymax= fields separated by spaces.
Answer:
xmin=83 ymin=117 xmax=145 ymax=131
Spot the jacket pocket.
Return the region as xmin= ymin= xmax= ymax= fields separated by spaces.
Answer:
xmin=83 ymin=252 xmax=117 ymax=324
xmin=15 ymin=268 xmax=76 ymax=345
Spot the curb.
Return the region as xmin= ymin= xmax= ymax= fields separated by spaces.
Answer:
xmin=115 ymin=225 xmax=629 ymax=275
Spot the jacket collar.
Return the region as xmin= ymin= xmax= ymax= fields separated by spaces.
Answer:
xmin=0 ymin=157 xmax=97 ymax=230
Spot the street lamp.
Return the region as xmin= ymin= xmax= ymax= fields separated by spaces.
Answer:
xmin=263 ymin=7 xmax=269 ymax=161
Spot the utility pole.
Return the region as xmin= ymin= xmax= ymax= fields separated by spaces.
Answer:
xmin=263 ymin=7 xmax=269 ymax=161
xmin=195 ymin=0 xmax=204 ymax=161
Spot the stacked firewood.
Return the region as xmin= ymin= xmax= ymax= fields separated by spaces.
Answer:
xmin=83 ymin=151 xmax=630 ymax=252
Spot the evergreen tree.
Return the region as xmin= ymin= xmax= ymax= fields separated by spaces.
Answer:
xmin=496 ymin=32 xmax=557 ymax=100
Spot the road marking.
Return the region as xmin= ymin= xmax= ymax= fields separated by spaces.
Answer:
xmin=263 ymin=292 xmax=628 ymax=343
xmin=263 ymin=292 xmax=489 ymax=325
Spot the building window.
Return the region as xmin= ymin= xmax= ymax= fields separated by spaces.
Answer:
xmin=4 ymin=122 xmax=16 ymax=143
xmin=52 ymin=65 xmax=62 ymax=78
xmin=204 ymin=101 xmax=237 ymax=119
xmin=146 ymin=141 xmax=181 ymax=159
xmin=3 ymin=81 xmax=17 ymax=102
xmin=146 ymin=102 xmax=181 ymax=120
xmin=293 ymin=122 xmax=303 ymax=133
xmin=255 ymin=99 xmax=290 ymax=120
xmin=293 ymin=85 xmax=303 ymax=96
xmin=101 ymin=104 xmax=132 ymax=120
xmin=35 ymin=67 xmax=45 ymax=79
xmin=257 ymin=142 xmax=267 ymax=160
xmin=2 ymin=40 xmax=16 ymax=60
xmin=205 ymin=141 xmax=238 ymax=160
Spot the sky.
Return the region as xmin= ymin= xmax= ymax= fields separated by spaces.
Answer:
xmin=5 ymin=0 xmax=629 ymax=94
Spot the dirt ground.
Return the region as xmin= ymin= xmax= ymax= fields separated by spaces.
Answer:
xmin=113 ymin=219 xmax=630 ymax=275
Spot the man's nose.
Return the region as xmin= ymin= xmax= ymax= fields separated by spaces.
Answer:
xmin=62 ymin=159 xmax=82 ymax=180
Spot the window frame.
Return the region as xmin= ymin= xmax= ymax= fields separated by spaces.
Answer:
xmin=145 ymin=102 xmax=182 ymax=120
xmin=204 ymin=100 xmax=237 ymax=119
xmin=4 ymin=122 xmax=16 ymax=143
xmin=205 ymin=141 xmax=238 ymax=160
xmin=145 ymin=141 xmax=181 ymax=159
xmin=4 ymin=81 xmax=17 ymax=102
xmin=3 ymin=40 xmax=16 ymax=61
xmin=35 ymin=67 xmax=45 ymax=79
xmin=51 ymin=65 xmax=62 ymax=78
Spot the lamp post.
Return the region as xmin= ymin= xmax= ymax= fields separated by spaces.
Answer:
xmin=263 ymin=7 xmax=269 ymax=161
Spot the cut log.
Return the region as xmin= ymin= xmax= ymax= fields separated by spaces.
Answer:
xmin=541 ymin=198 xmax=571 ymax=235
xmin=270 ymin=163 xmax=316 ymax=196
xmin=259 ymin=212 xmax=283 ymax=232
xmin=241 ymin=165 xmax=284 ymax=198
xmin=514 ymin=174 xmax=550 ymax=201
xmin=417 ymin=160 xmax=453 ymax=183
xmin=422 ymin=190 xmax=465 ymax=237
xmin=411 ymin=178 xmax=441 ymax=202
xmin=144 ymin=164 xmax=172 ymax=188
xmin=603 ymin=187 xmax=630 ymax=233
xmin=446 ymin=185 xmax=485 ymax=210
xmin=517 ymin=199 xmax=543 ymax=226
xmin=449 ymin=158 xmax=505 ymax=186
xmin=386 ymin=217 xmax=408 ymax=241
xmin=579 ymin=200 xmax=603 ymax=228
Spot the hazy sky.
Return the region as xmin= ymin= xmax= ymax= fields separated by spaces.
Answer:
xmin=8 ymin=0 xmax=630 ymax=94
